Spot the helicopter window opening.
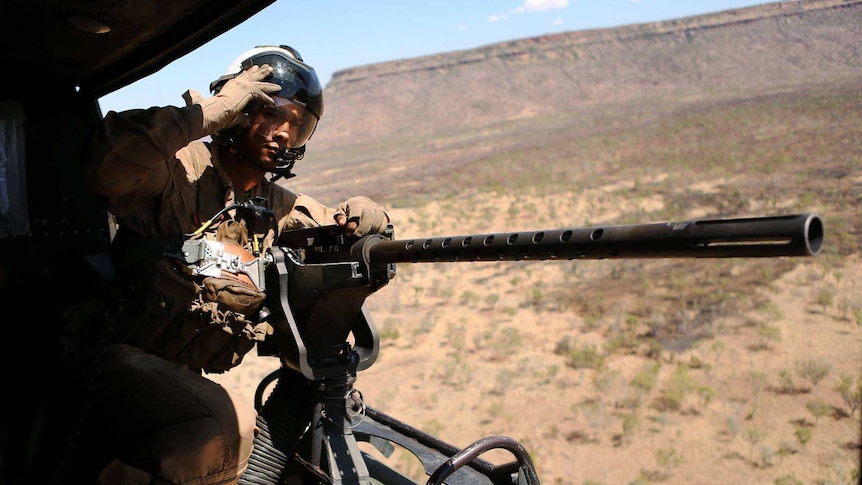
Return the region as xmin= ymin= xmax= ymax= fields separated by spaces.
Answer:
xmin=356 ymin=440 xmax=425 ymax=482
xmin=0 ymin=102 xmax=29 ymax=238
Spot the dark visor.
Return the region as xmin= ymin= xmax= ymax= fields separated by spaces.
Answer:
xmin=241 ymin=53 xmax=323 ymax=121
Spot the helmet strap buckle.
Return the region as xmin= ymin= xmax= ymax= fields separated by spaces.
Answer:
xmin=267 ymin=146 xmax=304 ymax=182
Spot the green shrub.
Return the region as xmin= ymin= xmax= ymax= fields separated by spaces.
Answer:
xmin=379 ymin=326 xmax=400 ymax=341
xmin=804 ymin=399 xmax=831 ymax=425
xmin=654 ymin=364 xmax=698 ymax=412
xmin=816 ymin=286 xmax=835 ymax=314
xmin=835 ymin=373 xmax=862 ymax=418
xmin=756 ymin=324 xmax=781 ymax=350
xmin=743 ymin=428 xmax=766 ymax=461
xmin=774 ymin=475 xmax=803 ymax=485
xmin=796 ymin=358 xmax=832 ymax=390
xmin=621 ymin=413 xmax=640 ymax=440
xmin=459 ymin=290 xmax=480 ymax=305
xmin=697 ymin=385 xmax=715 ymax=407
xmin=778 ymin=368 xmax=795 ymax=393
xmin=568 ymin=344 xmax=604 ymax=370
xmin=528 ymin=287 xmax=543 ymax=307
xmin=794 ymin=426 xmax=812 ymax=445
xmin=777 ymin=441 xmax=798 ymax=457
xmin=630 ymin=370 xmax=657 ymax=394
xmin=654 ymin=447 xmax=685 ymax=475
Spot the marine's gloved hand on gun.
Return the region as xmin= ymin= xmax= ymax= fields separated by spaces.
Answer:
xmin=334 ymin=196 xmax=390 ymax=237
xmin=199 ymin=64 xmax=281 ymax=133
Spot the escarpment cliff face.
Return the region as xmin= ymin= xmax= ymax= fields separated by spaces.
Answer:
xmin=311 ymin=0 xmax=862 ymax=149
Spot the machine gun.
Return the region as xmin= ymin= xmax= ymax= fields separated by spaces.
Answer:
xmin=238 ymin=213 xmax=823 ymax=485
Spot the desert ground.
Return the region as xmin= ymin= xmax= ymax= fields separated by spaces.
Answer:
xmin=210 ymin=186 xmax=861 ymax=485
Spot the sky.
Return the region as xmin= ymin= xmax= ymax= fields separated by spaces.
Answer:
xmin=99 ymin=0 xmax=769 ymax=114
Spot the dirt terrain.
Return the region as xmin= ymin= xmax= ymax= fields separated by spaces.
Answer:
xmin=212 ymin=192 xmax=860 ymax=484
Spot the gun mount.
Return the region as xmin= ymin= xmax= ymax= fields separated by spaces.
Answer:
xmin=243 ymin=213 xmax=823 ymax=485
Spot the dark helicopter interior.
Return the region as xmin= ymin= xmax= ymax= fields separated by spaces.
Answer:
xmin=0 ymin=1 xmax=274 ymax=482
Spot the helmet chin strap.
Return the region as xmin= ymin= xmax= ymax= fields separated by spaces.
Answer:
xmin=267 ymin=146 xmax=304 ymax=182
xmin=214 ymin=130 xmax=304 ymax=183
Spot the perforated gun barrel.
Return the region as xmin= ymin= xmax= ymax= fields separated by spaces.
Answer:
xmin=365 ymin=213 xmax=824 ymax=264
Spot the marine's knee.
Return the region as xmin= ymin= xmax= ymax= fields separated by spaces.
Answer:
xmin=224 ymin=387 xmax=259 ymax=468
xmin=94 ymin=348 xmax=259 ymax=484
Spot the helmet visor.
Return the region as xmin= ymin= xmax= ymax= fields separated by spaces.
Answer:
xmin=254 ymin=97 xmax=318 ymax=148
xmin=241 ymin=53 xmax=323 ymax=120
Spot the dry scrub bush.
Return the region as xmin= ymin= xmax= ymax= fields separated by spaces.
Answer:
xmin=834 ymin=373 xmax=862 ymax=418
xmin=795 ymin=358 xmax=832 ymax=391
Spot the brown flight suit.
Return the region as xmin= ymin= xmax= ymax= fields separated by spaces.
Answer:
xmin=87 ymin=105 xmax=338 ymax=485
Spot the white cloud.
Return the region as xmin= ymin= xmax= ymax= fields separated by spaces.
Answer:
xmin=513 ymin=0 xmax=569 ymax=14
xmin=457 ymin=24 xmax=467 ymax=30
xmin=551 ymin=18 xmax=564 ymax=25
xmin=489 ymin=0 xmax=567 ymax=23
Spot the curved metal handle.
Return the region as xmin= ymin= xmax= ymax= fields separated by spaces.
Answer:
xmin=426 ymin=435 xmax=541 ymax=485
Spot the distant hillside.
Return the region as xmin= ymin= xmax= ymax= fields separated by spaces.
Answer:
xmin=310 ymin=0 xmax=861 ymax=149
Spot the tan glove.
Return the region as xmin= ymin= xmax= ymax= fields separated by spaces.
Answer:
xmin=335 ymin=196 xmax=390 ymax=237
xmin=199 ymin=65 xmax=281 ymax=134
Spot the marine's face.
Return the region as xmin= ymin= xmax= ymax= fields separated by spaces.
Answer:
xmin=239 ymin=96 xmax=308 ymax=169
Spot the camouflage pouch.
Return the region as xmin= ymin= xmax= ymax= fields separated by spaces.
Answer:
xmin=201 ymin=275 xmax=265 ymax=315
xmin=178 ymin=299 xmax=272 ymax=373
xmin=151 ymin=250 xmax=269 ymax=372
xmin=171 ymin=263 xmax=268 ymax=373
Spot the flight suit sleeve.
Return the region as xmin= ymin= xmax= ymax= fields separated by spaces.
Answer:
xmin=276 ymin=194 xmax=391 ymax=239
xmin=87 ymin=104 xmax=214 ymax=199
xmin=279 ymin=193 xmax=339 ymax=231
